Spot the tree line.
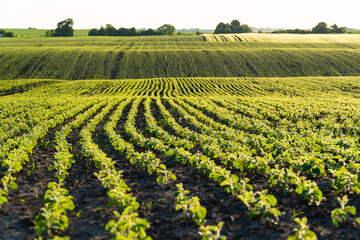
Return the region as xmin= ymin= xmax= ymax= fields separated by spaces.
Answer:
xmin=44 ymin=18 xmax=349 ymax=37
xmin=0 ymin=29 xmax=14 ymax=37
xmin=214 ymin=20 xmax=252 ymax=34
xmin=88 ymin=24 xmax=176 ymax=36
xmin=272 ymin=22 xmax=346 ymax=34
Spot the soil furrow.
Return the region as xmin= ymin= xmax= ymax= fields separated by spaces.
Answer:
xmin=0 ymin=104 xmax=93 ymax=239
xmin=136 ymin=99 xmax=289 ymax=239
xmin=94 ymin=100 xmax=200 ymax=240
xmin=61 ymin=105 xmax=114 ymax=240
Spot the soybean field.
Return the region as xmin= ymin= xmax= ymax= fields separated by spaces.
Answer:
xmin=1 ymin=34 xmax=360 ymax=240
xmin=2 ymin=35 xmax=360 ymax=80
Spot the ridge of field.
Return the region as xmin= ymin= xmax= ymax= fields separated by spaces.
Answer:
xmin=2 ymin=76 xmax=360 ymax=98
xmin=2 ymin=35 xmax=360 ymax=80
xmin=203 ymin=33 xmax=360 ymax=43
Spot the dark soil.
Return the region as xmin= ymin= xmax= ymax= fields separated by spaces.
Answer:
xmin=93 ymin=100 xmax=200 ymax=240
xmin=61 ymin=106 xmax=114 ymax=240
xmin=145 ymin=98 xmax=360 ymax=239
xmin=130 ymin=99 xmax=291 ymax=239
xmin=3 ymin=97 xmax=360 ymax=240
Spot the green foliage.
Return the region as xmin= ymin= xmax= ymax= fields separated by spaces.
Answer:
xmin=214 ymin=20 xmax=252 ymax=34
xmin=53 ymin=18 xmax=74 ymax=37
xmin=331 ymin=195 xmax=356 ymax=227
xmin=312 ymin=22 xmax=330 ymax=33
xmin=329 ymin=166 xmax=360 ymax=194
xmin=199 ymin=222 xmax=226 ymax=240
xmin=157 ymin=24 xmax=176 ymax=35
xmin=312 ymin=22 xmax=346 ymax=34
xmin=288 ymin=217 xmax=317 ymax=240
xmin=295 ymin=180 xmax=325 ymax=206
xmin=3 ymin=35 xmax=360 ymax=79
xmin=105 ymin=208 xmax=152 ymax=240
xmin=34 ymin=182 xmax=75 ymax=238
xmin=174 ymin=184 xmax=207 ymax=225
xmin=156 ymin=164 xmax=176 ymax=185
xmin=0 ymin=29 xmax=14 ymax=37
xmin=238 ymin=190 xmax=281 ymax=221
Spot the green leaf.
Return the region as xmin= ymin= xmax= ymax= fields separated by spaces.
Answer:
xmin=267 ymin=194 xmax=277 ymax=206
xmin=0 ymin=196 xmax=8 ymax=205
xmin=332 ymin=217 xmax=340 ymax=227
xmin=8 ymin=182 xmax=18 ymax=190
xmin=303 ymin=230 xmax=317 ymax=240
xmin=344 ymin=206 xmax=356 ymax=215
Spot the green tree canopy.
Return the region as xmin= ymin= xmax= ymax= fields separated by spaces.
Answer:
xmin=88 ymin=28 xmax=98 ymax=36
xmin=312 ymin=22 xmax=330 ymax=33
xmin=157 ymin=24 xmax=176 ymax=35
xmin=230 ymin=20 xmax=241 ymax=33
xmin=97 ymin=26 xmax=106 ymax=36
xmin=53 ymin=18 xmax=74 ymax=36
xmin=214 ymin=20 xmax=252 ymax=34
xmin=105 ymin=24 xmax=117 ymax=36
xmin=330 ymin=24 xmax=346 ymax=33
xmin=0 ymin=29 xmax=14 ymax=37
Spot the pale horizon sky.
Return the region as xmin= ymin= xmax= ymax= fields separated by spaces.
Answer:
xmin=1 ymin=0 xmax=359 ymax=30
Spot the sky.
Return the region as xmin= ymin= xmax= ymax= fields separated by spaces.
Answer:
xmin=1 ymin=0 xmax=359 ymax=30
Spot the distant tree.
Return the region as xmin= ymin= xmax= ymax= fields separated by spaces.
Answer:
xmin=117 ymin=28 xmax=129 ymax=36
xmin=238 ymin=24 xmax=252 ymax=33
xmin=0 ymin=29 xmax=14 ymax=37
xmin=214 ymin=22 xmax=228 ymax=34
xmin=312 ymin=22 xmax=330 ymax=33
xmin=105 ymin=24 xmax=117 ymax=36
xmin=88 ymin=28 xmax=98 ymax=36
xmin=157 ymin=24 xmax=176 ymax=35
xmin=97 ymin=26 xmax=106 ymax=36
xmin=139 ymin=28 xmax=157 ymax=35
xmin=196 ymin=30 xmax=201 ymax=35
xmin=5 ymin=32 xmax=14 ymax=37
xmin=330 ymin=24 xmax=346 ymax=33
xmin=230 ymin=19 xmax=241 ymax=33
xmin=128 ymin=27 xmax=138 ymax=36
xmin=52 ymin=18 xmax=74 ymax=36
xmin=214 ymin=20 xmax=252 ymax=34
xmin=46 ymin=29 xmax=55 ymax=37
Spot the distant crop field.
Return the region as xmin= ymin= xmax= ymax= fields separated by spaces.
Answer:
xmin=2 ymin=76 xmax=360 ymax=97
xmin=203 ymin=33 xmax=360 ymax=43
xmin=2 ymin=34 xmax=360 ymax=80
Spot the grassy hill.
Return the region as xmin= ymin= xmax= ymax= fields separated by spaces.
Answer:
xmin=2 ymin=34 xmax=360 ymax=80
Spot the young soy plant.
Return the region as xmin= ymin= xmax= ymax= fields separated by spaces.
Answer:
xmin=331 ymin=195 xmax=356 ymax=227
xmin=199 ymin=222 xmax=226 ymax=240
xmin=156 ymin=164 xmax=176 ymax=185
xmin=288 ymin=217 xmax=317 ymax=240
xmin=238 ymin=190 xmax=281 ymax=222
xmin=174 ymin=183 xmax=206 ymax=225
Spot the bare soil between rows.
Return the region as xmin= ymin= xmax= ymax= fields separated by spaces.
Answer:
xmin=2 ymin=98 xmax=360 ymax=239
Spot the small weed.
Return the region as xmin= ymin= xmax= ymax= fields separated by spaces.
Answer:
xmin=146 ymin=202 xmax=156 ymax=210
xmin=39 ymin=140 xmax=50 ymax=149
